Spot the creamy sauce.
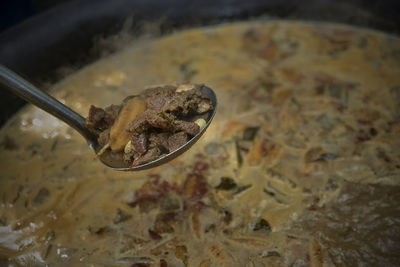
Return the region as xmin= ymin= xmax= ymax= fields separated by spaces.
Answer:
xmin=0 ymin=20 xmax=400 ymax=266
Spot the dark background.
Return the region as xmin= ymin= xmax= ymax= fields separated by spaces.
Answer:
xmin=0 ymin=0 xmax=399 ymax=126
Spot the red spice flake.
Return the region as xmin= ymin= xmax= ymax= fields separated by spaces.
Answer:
xmin=148 ymin=229 xmax=162 ymax=240
xmin=160 ymin=259 xmax=168 ymax=267
xmin=128 ymin=177 xmax=179 ymax=208
xmin=193 ymin=160 xmax=210 ymax=174
xmin=240 ymin=146 xmax=249 ymax=153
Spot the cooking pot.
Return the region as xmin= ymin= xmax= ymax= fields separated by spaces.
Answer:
xmin=1 ymin=1 xmax=400 ymax=266
xmin=0 ymin=0 xmax=399 ymax=126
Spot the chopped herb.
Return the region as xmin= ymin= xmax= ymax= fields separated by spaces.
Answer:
xmin=263 ymin=188 xmax=284 ymax=204
xmin=87 ymin=225 xmax=110 ymax=235
xmin=235 ymin=140 xmax=243 ymax=167
xmin=253 ymin=218 xmax=272 ymax=232
xmin=263 ymin=188 xmax=275 ymax=197
xmin=243 ymin=127 xmax=260 ymax=141
xmin=215 ymin=177 xmax=237 ymax=190
xmin=233 ymin=184 xmax=252 ymax=195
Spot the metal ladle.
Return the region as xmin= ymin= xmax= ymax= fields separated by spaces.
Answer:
xmin=0 ymin=65 xmax=217 ymax=171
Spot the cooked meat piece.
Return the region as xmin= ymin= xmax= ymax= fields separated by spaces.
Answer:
xmin=168 ymin=131 xmax=188 ymax=152
xmin=162 ymin=87 xmax=210 ymax=115
xmin=129 ymin=110 xmax=174 ymax=133
xmin=162 ymin=94 xmax=187 ymax=114
xmin=127 ymin=110 xmax=150 ymax=133
xmin=145 ymin=86 xmax=176 ymax=111
xmin=86 ymin=105 xmax=106 ymax=130
xmin=149 ymin=132 xmax=169 ymax=152
xmin=147 ymin=111 xmax=174 ymax=130
xmin=132 ymin=147 xmax=162 ymax=166
xmin=104 ymin=104 xmax=121 ymax=125
xmin=86 ymin=83 xmax=213 ymax=167
xmin=131 ymin=133 xmax=147 ymax=155
xmin=174 ymin=120 xmax=200 ymax=136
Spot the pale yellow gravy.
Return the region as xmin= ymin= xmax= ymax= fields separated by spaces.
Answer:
xmin=0 ymin=20 xmax=400 ymax=266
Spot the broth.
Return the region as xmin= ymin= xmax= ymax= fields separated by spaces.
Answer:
xmin=0 ymin=20 xmax=399 ymax=266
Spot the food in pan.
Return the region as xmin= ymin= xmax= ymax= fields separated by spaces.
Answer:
xmin=0 ymin=21 xmax=399 ymax=266
xmin=85 ymin=83 xmax=213 ymax=166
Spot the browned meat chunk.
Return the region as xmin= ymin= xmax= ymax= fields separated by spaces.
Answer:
xmin=131 ymin=133 xmax=147 ymax=155
xmin=149 ymin=132 xmax=169 ymax=152
xmin=86 ymin=104 xmax=122 ymax=131
xmin=174 ymin=120 xmax=200 ymax=136
xmin=86 ymin=105 xmax=106 ymax=131
xmin=147 ymin=111 xmax=174 ymax=130
xmin=128 ymin=110 xmax=174 ymax=134
xmin=86 ymin=83 xmax=213 ymax=167
xmin=145 ymin=86 xmax=176 ymax=111
xmin=132 ymin=147 xmax=162 ymax=166
xmin=163 ymin=88 xmax=212 ymax=115
xmin=104 ymin=104 xmax=121 ymax=125
xmin=168 ymin=131 xmax=188 ymax=152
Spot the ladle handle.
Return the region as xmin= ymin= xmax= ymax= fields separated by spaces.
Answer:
xmin=0 ymin=65 xmax=96 ymax=144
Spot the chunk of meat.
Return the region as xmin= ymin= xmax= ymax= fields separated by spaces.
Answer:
xmin=128 ymin=110 xmax=174 ymax=134
xmin=147 ymin=112 xmax=174 ymax=130
xmin=162 ymin=86 xmax=212 ymax=115
xmin=145 ymin=86 xmax=176 ymax=111
xmin=132 ymin=147 xmax=162 ymax=166
xmin=104 ymin=104 xmax=121 ymax=125
xmin=131 ymin=133 xmax=148 ymax=155
xmin=86 ymin=83 xmax=213 ymax=167
xmin=168 ymin=131 xmax=188 ymax=152
xmin=86 ymin=105 xmax=106 ymax=130
xmin=149 ymin=133 xmax=169 ymax=152
xmin=174 ymin=120 xmax=200 ymax=136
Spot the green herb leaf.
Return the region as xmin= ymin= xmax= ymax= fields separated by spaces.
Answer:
xmin=215 ymin=177 xmax=237 ymax=190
